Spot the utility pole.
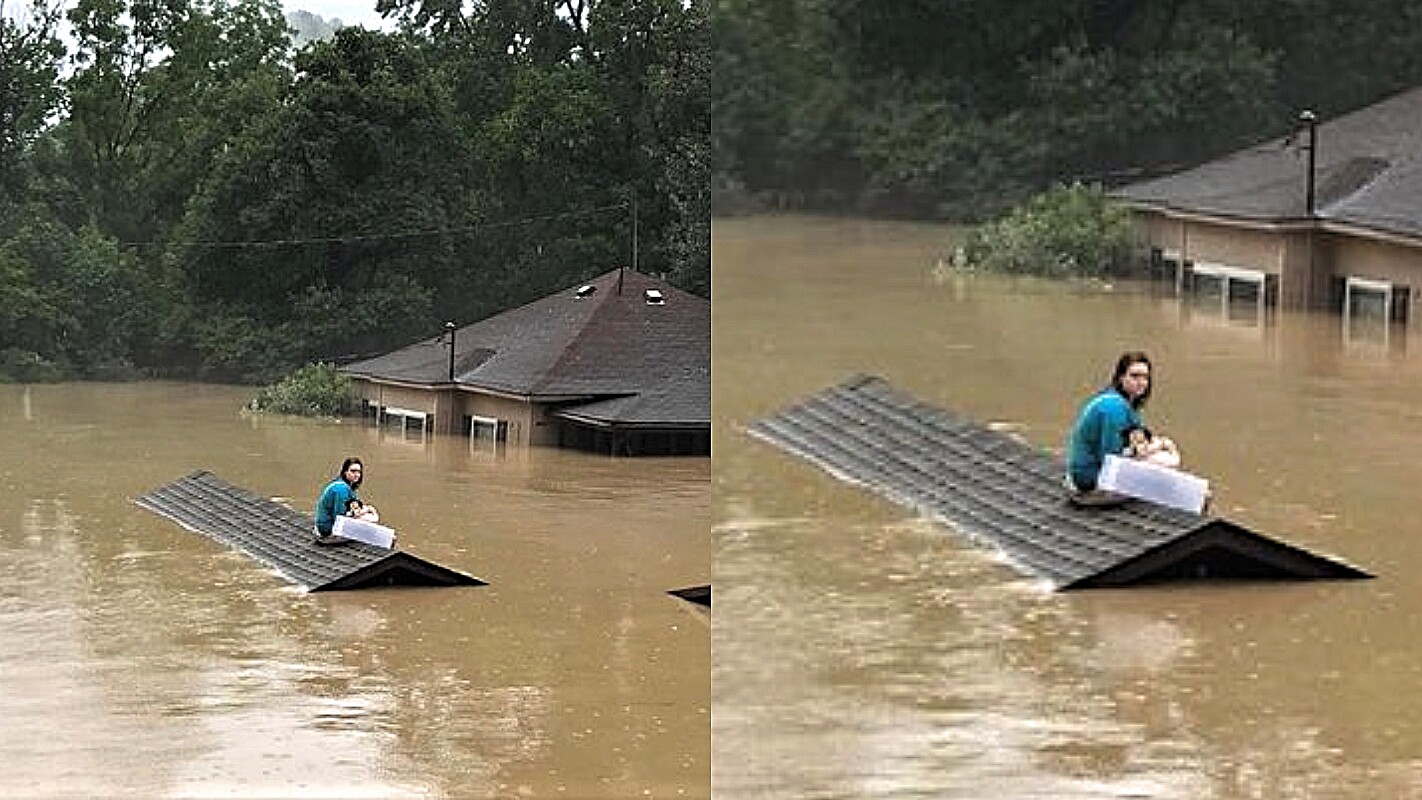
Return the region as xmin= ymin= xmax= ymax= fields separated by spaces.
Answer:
xmin=1297 ymin=109 xmax=1320 ymax=309
xmin=445 ymin=321 xmax=455 ymax=382
xmin=631 ymin=192 xmax=639 ymax=273
xmin=1300 ymin=109 xmax=1318 ymax=217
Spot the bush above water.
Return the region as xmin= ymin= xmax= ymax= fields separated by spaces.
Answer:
xmin=952 ymin=183 xmax=1138 ymax=278
xmin=0 ymin=348 xmax=66 ymax=382
xmin=249 ymin=363 xmax=358 ymax=418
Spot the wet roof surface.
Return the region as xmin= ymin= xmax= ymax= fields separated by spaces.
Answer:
xmin=136 ymin=471 xmax=485 ymax=591
xmin=749 ymin=376 xmax=1370 ymax=590
xmin=1115 ymin=85 xmax=1422 ymax=239
xmin=342 ymin=268 xmax=710 ymax=427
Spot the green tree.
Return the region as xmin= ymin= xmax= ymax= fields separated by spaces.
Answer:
xmin=380 ymin=0 xmax=709 ymax=298
xmin=641 ymin=0 xmax=708 ymax=294
xmin=1 ymin=0 xmax=706 ymax=381
xmin=0 ymin=0 xmax=65 ymax=197
xmin=62 ymin=0 xmax=292 ymax=244
xmin=712 ymin=0 xmax=859 ymax=203
xmin=0 ymin=213 xmax=67 ymax=371
xmin=712 ymin=0 xmax=1422 ymax=219
xmin=0 ymin=0 xmax=68 ymax=377
xmin=172 ymin=28 xmax=460 ymax=377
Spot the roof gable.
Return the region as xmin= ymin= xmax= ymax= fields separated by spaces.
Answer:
xmin=341 ymin=268 xmax=710 ymax=425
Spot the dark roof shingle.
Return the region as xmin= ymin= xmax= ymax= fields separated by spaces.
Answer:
xmin=749 ymin=375 xmax=1370 ymax=590
xmin=342 ymin=268 xmax=710 ymax=427
xmin=1115 ymin=86 xmax=1422 ymax=240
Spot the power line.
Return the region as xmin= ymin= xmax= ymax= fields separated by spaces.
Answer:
xmin=120 ymin=201 xmax=631 ymax=249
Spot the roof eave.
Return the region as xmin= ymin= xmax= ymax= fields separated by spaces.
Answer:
xmin=1123 ymin=200 xmax=1315 ymax=231
xmin=1317 ymin=218 xmax=1422 ymax=249
xmin=346 ymin=374 xmax=606 ymax=404
xmin=346 ymin=374 xmax=457 ymax=391
xmin=1128 ymin=201 xmax=1422 ymax=248
xmin=554 ymin=414 xmax=711 ymax=430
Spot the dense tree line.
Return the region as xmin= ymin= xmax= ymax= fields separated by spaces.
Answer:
xmin=713 ymin=0 xmax=1422 ymax=219
xmin=0 ymin=0 xmax=707 ymax=381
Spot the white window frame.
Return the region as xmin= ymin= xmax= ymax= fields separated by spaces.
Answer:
xmin=1343 ymin=276 xmax=1394 ymax=349
xmin=379 ymin=405 xmax=427 ymax=428
xmin=1190 ymin=261 xmax=1268 ymax=327
xmin=468 ymin=414 xmax=509 ymax=445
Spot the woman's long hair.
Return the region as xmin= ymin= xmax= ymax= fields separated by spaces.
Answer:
xmin=338 ymin=457 xmax=364 ymax=489
xmin=1110 ymin=351 xmax=1152 ymax=409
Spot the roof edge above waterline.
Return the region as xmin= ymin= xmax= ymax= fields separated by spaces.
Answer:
xmin=136 ymin=471 xmax=486 ymax=592
xmin=748 ymin=376 xmax=1371 ymax=590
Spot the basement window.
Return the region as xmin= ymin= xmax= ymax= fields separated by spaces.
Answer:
xmin=1342 ymin=276 xmax=1409 ymax=349
xmin=1187 ymin=262 xmax=1268 ymax=327
xmin=1149 ymin=247 xmax=1183 ymax=283
xmin=465 ymin=414 xmax=509 ymax=445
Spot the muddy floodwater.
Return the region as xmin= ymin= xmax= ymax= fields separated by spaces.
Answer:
xmin=2 ymin=383 xmax=708 ymax=798
xmin=713 ymin=215 xmax=1422 ymax=799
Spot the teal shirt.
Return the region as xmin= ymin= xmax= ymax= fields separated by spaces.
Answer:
xmin=314 ymin=478 xmax=358 ymax=534
xmin=1066 ymin=389 xmax=1141 ymax=490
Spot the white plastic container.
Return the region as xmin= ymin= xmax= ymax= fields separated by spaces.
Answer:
xmin=332 ymin=515 xmax=397 ymax=549
xmin=1097 ymin=454 xmax=1209 ymax=514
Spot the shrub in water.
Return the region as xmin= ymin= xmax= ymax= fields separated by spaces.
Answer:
xmin=955 ymin=182 xmax=1137 ymax=278
xmin=250 ymin=363 xmax=358 ymax=417
xmin=0 ymin=348 xmax=65 ymax=382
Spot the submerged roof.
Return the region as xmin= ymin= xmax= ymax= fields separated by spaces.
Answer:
xmin=749 ymin=376 xmax=1371 ymax=590
xmin=1116 ymin=86 xmax=1422 ymax=241
xmin=342 ymin=268 xmax=710 ymax=427
xmin=136 ymin=471 xmax=485 ymax=591
xmin=669 ymin=584 xmax=711 ymax=608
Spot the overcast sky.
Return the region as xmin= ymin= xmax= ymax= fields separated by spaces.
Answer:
xmin=285 ymin=0 xmax=394 ymax=30
xmin=0 ymin=1 xmax=395 ymax=33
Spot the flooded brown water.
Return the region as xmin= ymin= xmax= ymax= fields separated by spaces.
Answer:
xmin=2 ymin=383 xmax=708 ymax=798
xmin=713 ymin=215 xmax=1422 ymax=799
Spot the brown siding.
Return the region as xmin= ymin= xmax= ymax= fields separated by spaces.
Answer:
xmin=354 ymin=383 xmax=439 ymax=420
xmin=1326 ymin=235 xmax=1422 ymax=324
xmin=1137 ymin=212 xmax=1286 ymax=276
xmin=1278 ymin=231 xmax=1321 ymax=309
xmin=1326 ymin=234 xmax=1422 ymax=287
xmin=353 ymin=380 xmax=548 ymax=444
xmin=1141 ymin=214 xmax=1187 ymax=255
xmin=1133 ymin=193 xmax=1422 ymax=314
xmin=1179 ymin=223 xmax=1283 ymax=273
xmin=452 ymin=392 xmax=542 ymax=447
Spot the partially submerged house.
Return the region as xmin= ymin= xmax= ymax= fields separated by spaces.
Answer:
xmin=1115 ymin=86 xmax=1422 ymax=327
xmin=341 ymin=268 xmax=710 ymax=456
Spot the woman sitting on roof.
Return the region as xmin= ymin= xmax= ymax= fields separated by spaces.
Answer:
xmin=1065 ymin=351 xmax=1153 ymax=505
xmin=313 ymin=457 xmax=380 ymax=544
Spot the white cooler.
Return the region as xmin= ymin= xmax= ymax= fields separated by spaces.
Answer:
xmin=332 ymin=515 xmax=397 ymax=549
xmin=1097 ymin=454 xmax=1209 ymax=514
